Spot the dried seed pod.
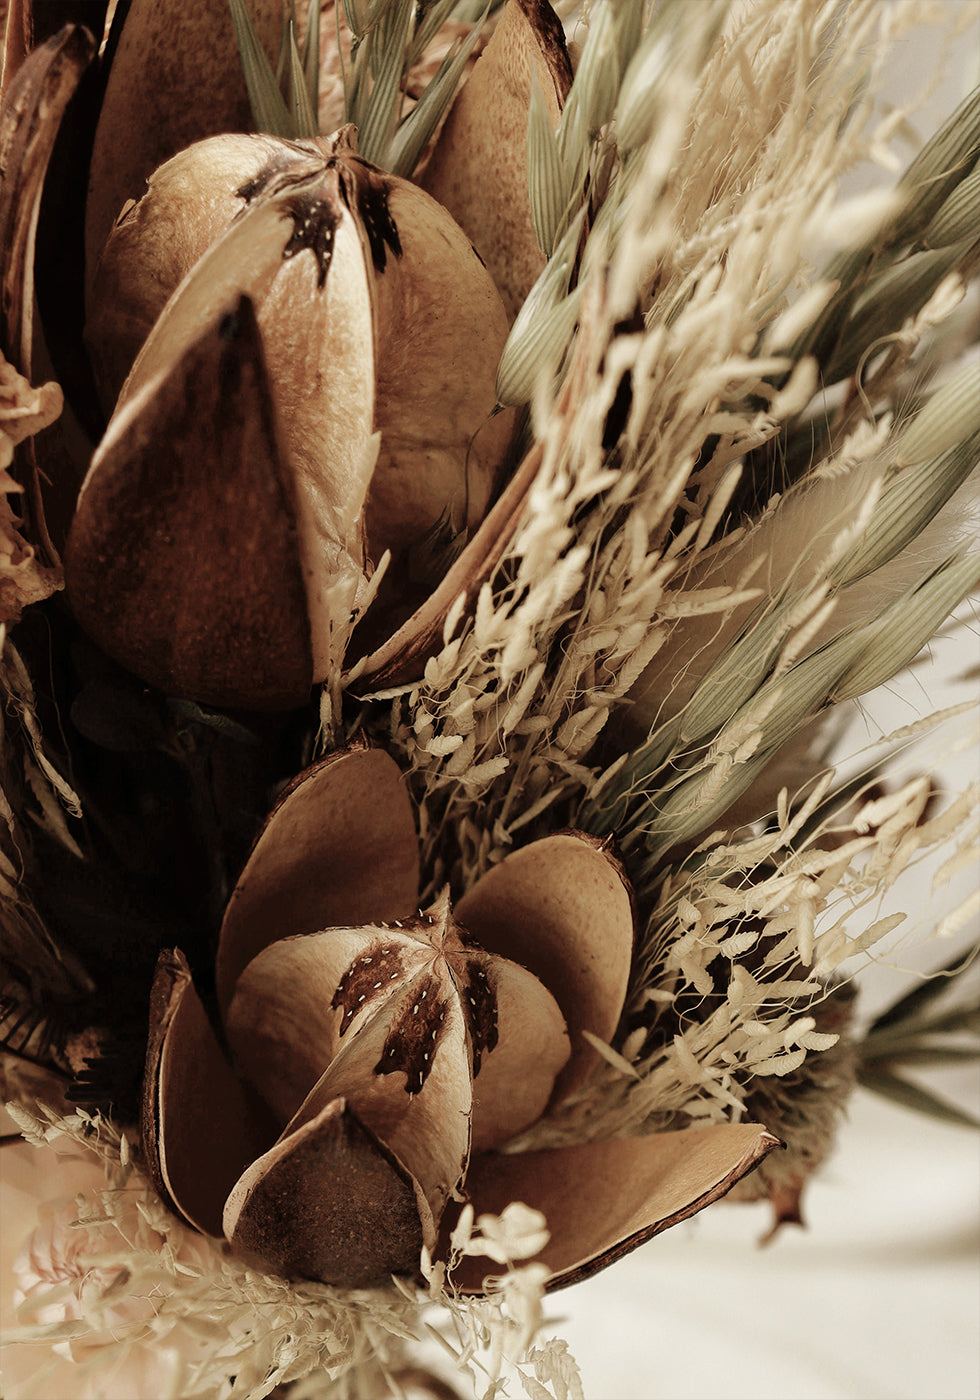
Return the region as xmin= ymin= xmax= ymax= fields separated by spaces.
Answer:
xmin=420 ymin=0 xmax=573 ymax=320
xmin=141 ymin=744 xmax=777 ymax=1291
xmin=83 ymin=0 xmax=286 ymax=294
xmin=68 ymin=131 xmax=516 ymax=708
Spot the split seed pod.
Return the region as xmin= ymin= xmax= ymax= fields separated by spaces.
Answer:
xmin=142 ymin=745 xmax=779 ymax=1289
xmin=66 ymin=129 xmax=515 ymax=709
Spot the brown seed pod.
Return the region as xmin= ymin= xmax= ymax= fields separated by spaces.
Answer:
xmin=68 ymin=131 xmax=516 ymax=708
xmin=141 ymin=744 xmax=778 ymax=1291
xmin=420 ymin=0 xmax=574 ymax=321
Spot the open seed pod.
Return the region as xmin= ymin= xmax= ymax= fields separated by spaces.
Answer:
xmin=142 ymin=743 xmax=778 ymax=1289
xmin=66 ymin=129 xmax=516 ymax=708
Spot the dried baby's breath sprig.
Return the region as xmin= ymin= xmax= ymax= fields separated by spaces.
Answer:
xmin=515 ymin=717 xmax=978 ymax=1210
xmin=2 ymin=1099 xmax=578 ymax=1400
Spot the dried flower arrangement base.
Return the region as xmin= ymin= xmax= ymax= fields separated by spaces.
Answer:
xmin=1 ymin=0 xmax=978 ymax=1397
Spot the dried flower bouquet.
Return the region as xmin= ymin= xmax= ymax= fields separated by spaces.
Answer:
xmin=1 ymin=0 xmax=978 ymax=1396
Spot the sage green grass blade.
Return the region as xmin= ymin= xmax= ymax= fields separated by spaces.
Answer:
xmin=899 ymin=358 xmax=980 ymax=465
xmin=556 ymin=0 xmax=623 ymax=193
xmin=902 ymin=1005 xmax=980 ymax=1040
xmin=616 ymin=0 xmax=726 ymax=157
xmin=341 ymin=0 xmax=370 ymax=43
xmin=878 ymin=1045 xmax=980 ymax=1067
xmin=353 ymin=0 xmax=414 ymax=165
xmin=864 ymin=1007 xmax=980 ymax=1057
xmin=387 ymin=10 xmax=487 ymax=178
xmin=602 ymin=549 xmax=977 ymax=865
xmin=496 ymin=209 xmax=587 ymax=406
xmin=275 ymin=4 xmax=291 ymax=87
xmin=823 ymin=239 xmax=977 ymax=386
xmin=409 ymin=0 xmax=460 ymax=66
xmin=834 ymin=552 xmax=980 ymax=703
xmin=634 ymin=748 xmax=774 ymax=866
xmin=286 ymin=18 xmax=318 ymax=138
xmin=579 ymin=716 xmax=684 ymax=838
xmin=228 ymin=0 xmax=293 ymax=137
xmin=868 ymin=944 xmax=978 ymax=1035
xmin=454 ymin=0 xmax=506 ymax=18
xmin=619 ymin=633 xmax=866 ymax=859
xmin=888 ymin=84 xmax=980 ymax=246
xmin=788 ymin=85 xmax=980 ymax=375
xmin=302 ymin=0 xmax=321 ymax=120
xmin=832 ymin=429 xmax=980 ymax=587
xmin=527 ymin=67 xmax=568 ymax=256
xmin=725 ymin=623 xmax=867 ymax=758
xmin=857 ymin=1066 xmax=980 ymax=1129
xmin=920 ymin=163 xmax=980 ymax=249
xmin=675 ymin=608 xmax=797 ymax=748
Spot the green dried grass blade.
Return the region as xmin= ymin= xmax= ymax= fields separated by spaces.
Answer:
xmin=857 ymin=1066 xmax=980 ymax=1129
xmin=824 ymin=239 xmax=975 ymax=385
xmin=274 ymin=5 xmax=290 ymax=86
xmin=899 ymin=359 xmax=980 ymax=465
xmin=676 ymin=608 xmax=790 ymax=747
xmin=286 ymin=19 xmax=318 ymax=138
xmin=354 ymin=0 xmax=414 ymax=165
xmin=527 ymin=68 xmax=568 ymax=256
xmin=737 ymin=625 xmax=866 ymax=755
xmin=832 ymin=429 xmax=980 ymax=586
xmin=789 ymin=85 xmax=980 ymax=372
xmin=616 ymin=0 xmax=725 ymax=156
xmin=613 ymin=0 xmax=644 ymax=79
xmin=580 ymin=716 xmax=683 ymax=838
xmin=863 ymin=1008 xmax=980 ymax=1058
xmin=228 ymin=0 xmax=293 ymax=137
xmin=624 ymin=632 xmax=867 ymax=861
xmin=921 ymin=164 xmax=980 ymax=249
xmin=890 ymin=84 xmax=980 ymax=246
xmin=913 ymin=1004 xmax=980 ymax=1038
xmin=834 ymin=551 xmax=980 ymax=703
xmin=454 ymin=0 xmax=506 ymax=18
xmin=302 ymin=0 xmax=321 ymax=118
xmin=616 ymin=26 xmax=672 ymax=157
xmin=638 ymin=749 xmax=774 ymax=865
xmin=871 ymin=1045 xmax=980 ymax=1067
xmin=870 ymin=945 xmax=979 ymax=1034
xmin=496 ymin=288 xmax=583 ymax=407
xmin=557 ymin=0 xmax=620 ymax=160
xmin=495 ymin=209 xmax=587 ymax=405
xmin=341 ymin=0 xmax=370 ymax=43
xmin=410 ymin=0 xmax=460 ymax=66
xmin=387 ymin=10 xmax=487 ymax=178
